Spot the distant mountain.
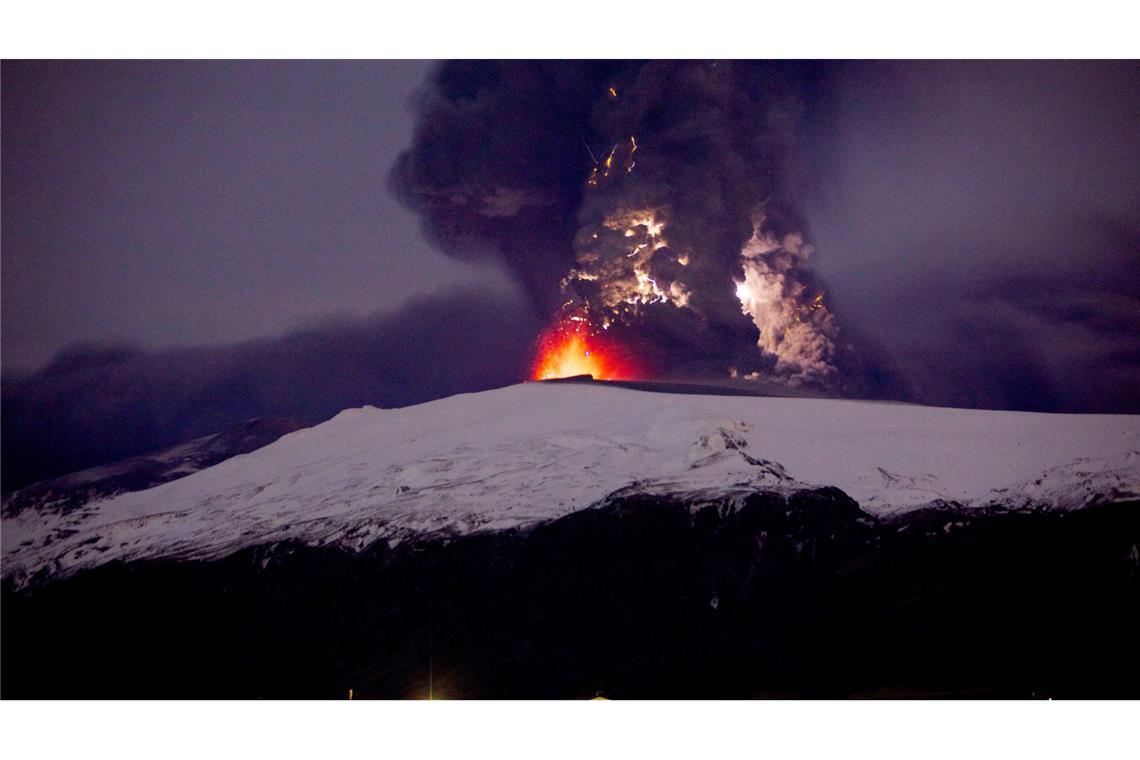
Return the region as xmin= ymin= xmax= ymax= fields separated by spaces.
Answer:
xmin=1 ymin=417 xmax=302 ymax=521
xmin=3 ymin=380 xmax=1136 ymax=587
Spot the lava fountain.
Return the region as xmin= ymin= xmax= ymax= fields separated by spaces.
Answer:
xmin=530 ymin=316 xmax=639 ymax=381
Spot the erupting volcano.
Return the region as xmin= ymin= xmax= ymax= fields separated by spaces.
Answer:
xmin=393 ymin=62 xmax=879 ymax=394
xmin=531 ymin=315 xmax=639 ymax=380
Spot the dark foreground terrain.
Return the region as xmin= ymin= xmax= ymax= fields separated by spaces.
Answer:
xmin=4 ymin=490 xmax=1138 ymax=698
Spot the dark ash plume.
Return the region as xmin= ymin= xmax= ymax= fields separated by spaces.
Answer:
xmin=391 ymin=61 xmax=883 ymax=391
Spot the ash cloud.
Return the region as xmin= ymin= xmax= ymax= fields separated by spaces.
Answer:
xmin=389 ymin=61 xmax=608 ymax=309
xmin=796 ymin=60 xmax=1140 ymax=413
xmin=885 ymin=275 xmax=1140 ymax=414
xmin=391 ymin=61 xmax=1139 ymax=411
xmin=1 ymin=290 xmax=542 ymax=493
xmin=391 ymin=61 xmax=881 ymax=392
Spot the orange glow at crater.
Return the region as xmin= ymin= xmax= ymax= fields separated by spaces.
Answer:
xmin=531 ymin=321 xmax=638 ymax=381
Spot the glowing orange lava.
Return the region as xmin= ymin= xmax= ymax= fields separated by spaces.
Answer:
xmin=531 ymin=322 xmax=638 ymax=381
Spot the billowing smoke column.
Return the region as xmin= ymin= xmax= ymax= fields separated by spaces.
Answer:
xmin=391 ymin=61 xmax=845 ymax=388
xmin=735 ymin=213 xmax=840 ymax=384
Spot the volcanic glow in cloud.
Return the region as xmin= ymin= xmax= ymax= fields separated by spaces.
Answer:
xmin=733 ymin=214 xmax=839 ymax=384
xmin=563 ymin=207 xmax=690 ymax=316
xmin=393 ymin=62 xmax=855 ymax=387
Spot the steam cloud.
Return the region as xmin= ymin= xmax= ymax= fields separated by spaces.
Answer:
xmin=391 ymin=61 xmax=881 ymax=391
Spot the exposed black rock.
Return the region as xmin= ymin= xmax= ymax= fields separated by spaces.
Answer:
xmin=2 ymin=490 xmax=1138 ymax=698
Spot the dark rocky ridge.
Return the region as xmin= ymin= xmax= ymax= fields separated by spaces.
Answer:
xmin=3 ymin=489 xmax=1138 ymax=698
xmin=2 ymin=418 xmax=302 ymax=518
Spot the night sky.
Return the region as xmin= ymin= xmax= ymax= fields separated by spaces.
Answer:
xmin=1 ymin=60 xmax=513 ymax=369
xmin=3 ymin=60 xmax=1137 ymax=491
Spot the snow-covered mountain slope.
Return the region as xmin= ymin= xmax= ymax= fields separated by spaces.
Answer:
xmin=3 ymin=381 xmax=1138 ymax=585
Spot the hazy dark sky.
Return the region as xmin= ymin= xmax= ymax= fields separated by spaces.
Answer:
xmin=798 ymin=61 xmax=1139 ymax=411
xmin=2 ymin=60 xmax=515 ymax=369
xmin=803 ymin=61 xmax=1138 ymax=320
